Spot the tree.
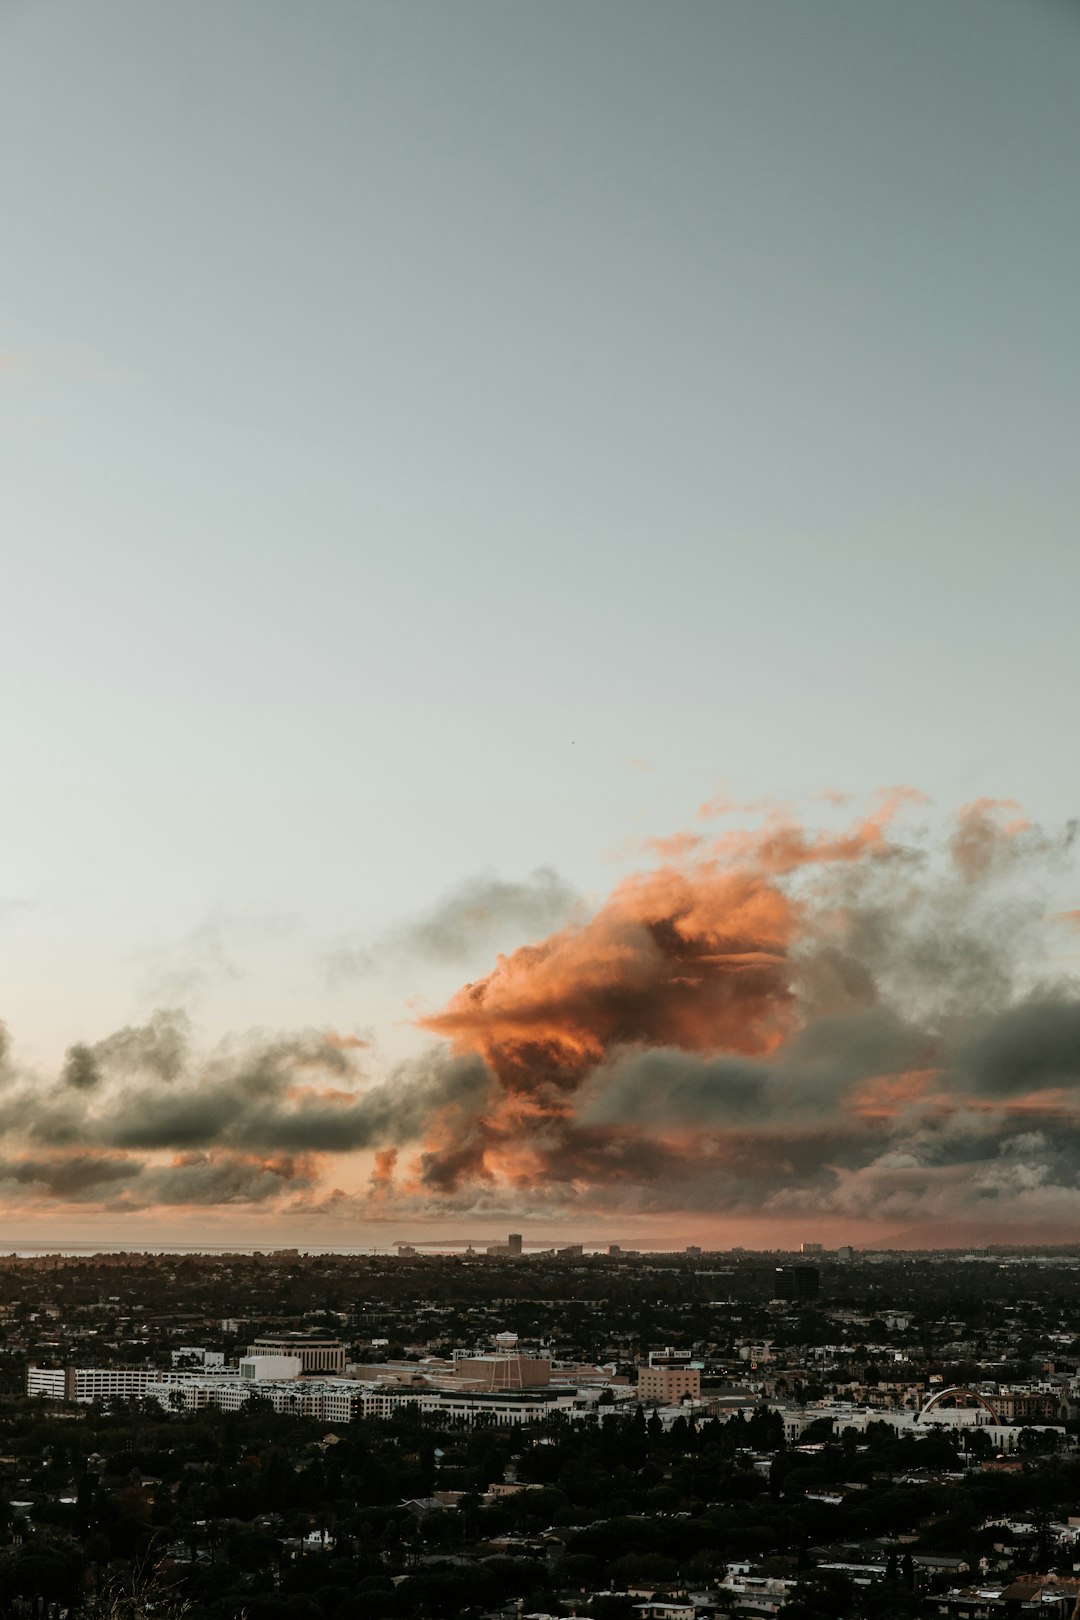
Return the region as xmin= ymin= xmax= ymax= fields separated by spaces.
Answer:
xmin=783 ymin=1568 xmax=855 ymax=1620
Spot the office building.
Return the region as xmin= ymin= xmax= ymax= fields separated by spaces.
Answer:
xmin=246 ymin=1336 xmax=346 ymax=1373
xmin=637 ymin=1361 xmax=701 ymax=1404
xmin=774 ymin=1265 xmax=820 ymax=1302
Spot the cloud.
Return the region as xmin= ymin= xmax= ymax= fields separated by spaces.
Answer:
xmin=396 ymin=794 xmax=1080 ymax=1227
xmin=1 ymin=792 xmax=1078 ymax=1234
xmin=1 ymin=1019 xmax=492 ymax=1191
xmin=327 ymin=866 xmax=580 ymax=981
xmin=138 ymin=1152 xmax=312 ymax=1208
xmin=0 ymin=1022 xmax=13 ymax=1086
xmin=136 ymin=915 xmax=244 ymax=1004
xmin=948 ymin=798 xmax=1075 ymax=882
xmin=641 ymin=831 xmax=705 ymax=860
xmin=0 ymin=1148 xmax=317 ymax=1210
xmin=62 ymin=1044 xmax=101 ymax=1091
xmin=957 ymin=997 xmax=1080 ymax=1097
xmin=93 ymin=1009 xmax=191 ymax=1081
xmin=401 ymin=867 xmax=580 ymax=962
xmin=59 ymin=1011 xmax=191 ymax=1093
xmin=0 ymin=1154 xmax=139 ymax=1201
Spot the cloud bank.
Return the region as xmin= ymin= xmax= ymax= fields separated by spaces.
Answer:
xmin=1 ymin=795 xmax=1078 ymax=1238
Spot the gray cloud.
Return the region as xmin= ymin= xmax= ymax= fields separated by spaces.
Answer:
xmin=958 ymin=996 xmax=1080 ymax=1097
xmin=62 ymin=1044 xmax=101 ymax=1090
xmin=136 ymin=915 xmax=244 ymax=1004
xmin=6 ymin=1020 xmax=492 ymax=1177
xmin=138 ymin=1152 xmax=311 ymax=1208
xmin=93 ymin=1009 xmax=191 ymax=1081
xmin=60 ymin=1010 xmax=192 ymax=1093
xmin=328 ymin=866 xmax=580 ymax=982
xmin=0 ymin=1148 xmax=316 ymax=1209
xmin=578 ymin=1005 xmax=932 ymax=1132
xmin=401 ymin=867 xmax=580 ymax=962
xmin=0 ymin=1153 xmax=141 ymax=1200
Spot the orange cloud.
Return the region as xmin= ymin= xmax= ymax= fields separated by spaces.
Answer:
xmin=641 ymin=830 xmax=705 ymax=860
xmin=709 ymin=787 xmax=924 ymax=875
xmin=697 ymin=790 xmax=736 ymax=820
xmin=420 ymin=862 xmax=797 ymax=1086
xmin=414 ymin=796 xmax=926 ymax=1192
xmin=847 ymin=1069 xmax=939 ymax=1120
xmin=950 ymin=798 xmax=1029 ymax=879
xmin=368 ymin=1147 xmax=399 ymax=1202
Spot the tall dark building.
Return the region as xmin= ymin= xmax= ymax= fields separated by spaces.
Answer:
xmin=507 ymin=1233 xmax=523 ymax=1256
xmin=774 ymin=1265 xmax=819 ymax=1302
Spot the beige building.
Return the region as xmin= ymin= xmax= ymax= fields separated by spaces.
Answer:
xmin=637 ymin=1363 xmax=700 ymax=1403
xmin=246 ymin=1337 xmax=346 ymax=1374
xmin=995 ymin=1390 xmax=1059 ymax=1423
xmin=453 ymin=1353 xmax=551 ymax=1390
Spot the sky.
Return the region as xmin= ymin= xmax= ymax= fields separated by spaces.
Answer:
xmin=1 ymin=0 xmax=1078 ymax=1248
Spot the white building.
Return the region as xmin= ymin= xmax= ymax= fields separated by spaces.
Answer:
xmin=239 ymin=1355 xmax=303 ymax=1381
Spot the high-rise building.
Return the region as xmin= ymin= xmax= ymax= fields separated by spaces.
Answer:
xmin=774 ymin=1265 xmax=820 ymax=1302
xmin=507 ymin=1233 xmax=523 ymax=1256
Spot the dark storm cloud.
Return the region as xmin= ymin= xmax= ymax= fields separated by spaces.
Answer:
xmin=0 ymin=1148 xmax=318 ymax=1210
xmin=958 ymin=997 xmax=1080 ymax=1097
xmin=94 ymin=1047 xmax=490 ymax=1156
xmin=578 ymin=1049 xmax=771 ymax=1128
xmin=577 ymin=1005 xmax=931 ymax=1131
xmin=580 ymin=985 xmax=1078 ymax=1139
xmin=568 ymin=989 xmax=1080 ymax=1213
xmin=0 ymin=1154 xmax=140 ymax=1200
xmin=5 ymin=1021 xmax=493 ymax=1177
xmin=61 ymin=1043 xmax=101 ymax=1090
xmin=139 ymin=1152 xmax=311 ymax=1207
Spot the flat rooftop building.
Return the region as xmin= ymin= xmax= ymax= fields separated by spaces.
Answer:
xmin=246 ymin=1336 xmax=346 ymax=1374
xmin=637 ymin=1362 xmax=701 ymax=1404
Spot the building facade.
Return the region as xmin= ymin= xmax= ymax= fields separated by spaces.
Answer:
xmin=245 ymin=1337 xmax=346 ymax=1373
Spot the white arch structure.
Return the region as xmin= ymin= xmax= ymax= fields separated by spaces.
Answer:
xmin=915 ymin=1386 xmax=1001 ymax=1425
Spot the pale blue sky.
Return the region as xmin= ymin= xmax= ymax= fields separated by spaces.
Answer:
xmin=2 ymin=0 xmax=1078 ymax=1072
